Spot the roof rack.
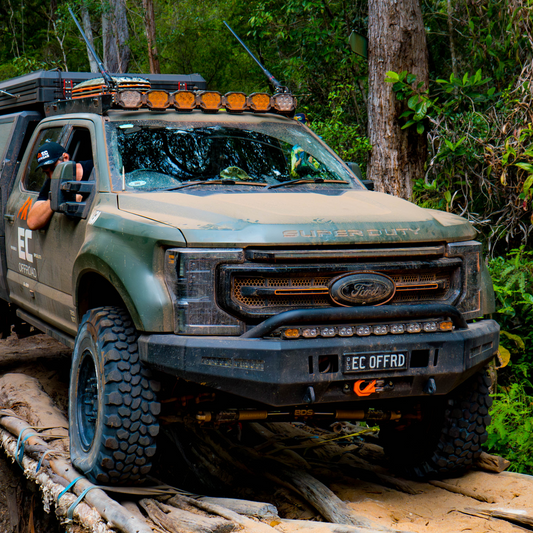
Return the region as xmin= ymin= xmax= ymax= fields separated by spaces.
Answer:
xmin=0 ymin=70 xmax=207 ymax=116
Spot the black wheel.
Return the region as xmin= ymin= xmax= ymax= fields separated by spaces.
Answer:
xmin=69 ymin=307 xmax=160 ymax=484
xmin=379 ymin=369 xmax=493 ymax=479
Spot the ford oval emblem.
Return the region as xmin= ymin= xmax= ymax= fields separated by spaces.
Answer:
xmin=329 ymin=272 xmax=396 ymax=306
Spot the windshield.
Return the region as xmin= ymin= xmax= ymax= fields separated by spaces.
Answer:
xmin=106 ymin=120 xmax=364 ymax=192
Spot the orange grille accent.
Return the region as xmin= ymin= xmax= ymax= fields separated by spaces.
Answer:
xmin=232 ymin=271 xmax=452 ymax=310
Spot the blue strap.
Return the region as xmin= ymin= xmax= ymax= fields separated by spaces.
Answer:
xmin=36 ymin=450 xmax=54 ymax=473
xmin=57 ymin=476 xmax=83 ymax=502
xmin=16 ymin=432 xmax=37 ymax=467
xmin=67 ymin=486 xmax=100 ymax=520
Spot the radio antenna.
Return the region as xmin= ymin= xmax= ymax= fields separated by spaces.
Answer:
xmin=223 ymin=21 xmax=288 ymax=94
xmin=68 ymin=7 xmax=115 ymax=91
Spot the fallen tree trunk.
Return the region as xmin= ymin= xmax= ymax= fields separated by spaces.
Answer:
xmin=429 ymin=480 xmax=495 ymax=503
xmin=0 ymin=374 xmax=153 ymax=533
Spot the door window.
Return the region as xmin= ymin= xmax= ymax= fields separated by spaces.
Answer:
xmin=23 ymin=128 xmax=64 ymax=193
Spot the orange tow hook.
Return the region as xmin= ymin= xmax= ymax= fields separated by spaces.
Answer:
xmin=354 ymin=379 xmax=377 ymax=397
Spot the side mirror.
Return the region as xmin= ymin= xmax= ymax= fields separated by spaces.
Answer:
xmin=50 ymin=161 xmax=95 ymax=219
xmin=345 ymin=161 xmax=374 ymax=191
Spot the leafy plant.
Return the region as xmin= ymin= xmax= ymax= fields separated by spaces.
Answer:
xmin=487 ymin=382 xmax=533 ymax=473
xmin=310 ymin=84 xmax=372 ymax=175
xmin=486 ymin=248 xmax=533 ymax=473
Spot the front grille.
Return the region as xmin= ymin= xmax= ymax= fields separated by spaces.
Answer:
xmin=219 ymin=256 xmax=462 ymax=321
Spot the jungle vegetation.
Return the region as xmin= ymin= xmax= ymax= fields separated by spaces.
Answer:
xmin=0 ymin=0 xmax=532 ymax=472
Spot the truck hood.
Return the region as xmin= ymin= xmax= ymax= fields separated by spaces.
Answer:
xmin=117 ymin=189 xmax=476 ymax=246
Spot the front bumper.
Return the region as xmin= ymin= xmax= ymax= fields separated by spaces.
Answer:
xmin=138 ymin=318 xmax=499 ymax=407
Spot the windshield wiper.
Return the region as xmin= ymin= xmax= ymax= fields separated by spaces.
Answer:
xmin=165 ymin=180 xmax=268 ymax=191
xmin=265 ymin=178 xmax=349 ymax=190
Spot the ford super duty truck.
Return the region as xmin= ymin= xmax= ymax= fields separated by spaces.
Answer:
xmin=0 ymin=69 xmax=498 ymax=484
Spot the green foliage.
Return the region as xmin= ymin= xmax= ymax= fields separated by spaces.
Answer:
xmin=487 ymin=382 xmax=533 ymax=473
xmin=247 ymin=0 xmax=368 ymax=121
xmin=487 ymin=248 xmax=533 ymax=473
xmin=310 ymin=85 xmax=371 ymax=174
xmin=489 ymin=247 xmax=533 ymax=378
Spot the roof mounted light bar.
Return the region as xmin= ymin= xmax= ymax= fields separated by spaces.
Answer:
xmin=114 ymin=89 xmax=297 ymax=115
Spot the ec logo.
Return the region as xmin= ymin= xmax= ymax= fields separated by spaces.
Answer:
xmin=18 ymin=227 xmax=33 ymax=263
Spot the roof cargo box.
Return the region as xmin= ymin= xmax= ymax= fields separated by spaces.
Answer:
xmin=0 ymin=70 xmax=207 ymax=115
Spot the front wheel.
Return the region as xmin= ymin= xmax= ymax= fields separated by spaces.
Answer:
xmin=379 ymin=369 xmax=493 ymax=479
xmin=69 ymin=307 xmax=160 ymax=484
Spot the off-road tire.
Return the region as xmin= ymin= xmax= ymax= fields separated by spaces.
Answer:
xmin=69 ymin=307 xmax=160 ymax=484
xmin=379 ymin=369 xmax=492 ymax=479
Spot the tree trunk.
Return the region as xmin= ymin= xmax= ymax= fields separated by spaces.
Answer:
xmin=102 ymin=0 xmax=130 ymax=73
xmin=367 ymin=0 xmax=429 ymax=199
xmin=143 ymin=0 xmax=160 ymax=74
xmin=80 ymin=3 xmax=99 ymax=73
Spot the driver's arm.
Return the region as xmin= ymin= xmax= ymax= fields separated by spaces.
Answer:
xmin=27 ymin=200 xmax=53 ymax=230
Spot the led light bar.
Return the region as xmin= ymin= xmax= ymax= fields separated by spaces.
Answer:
xmin=198 ymin=91 xmax=222 ymax=112
xmin=116 ymin=90 xmax=143 ymax=109
xmin=247 ymin=92 xmax=271 ymax=112
xmin=173 ymin=90 xmax=197 ymax=111
xmin=272 ymin=93 xmax=297 ymax=114
xmin=146 ymin=90 xmax=171 ymax=109
xmin=279 ymin=320 xmax=453 ymax=340
xmin=112 ymin=89 xmax=297 ymax=115
xmin=224 ymin=92 xmax=248 ymax=112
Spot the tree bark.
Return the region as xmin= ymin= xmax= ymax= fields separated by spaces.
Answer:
xmin=142 ymin=0 xmax=160 ymax=74
xmin=102 ymin=0 xmax=130 ymax=73
xmin=81 ymin=2 xmax=99 ymax=73
xmin=367 ymin=0 xmax=429 ymax=199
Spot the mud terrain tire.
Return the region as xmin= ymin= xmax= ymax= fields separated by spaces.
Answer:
xmin=379 ymin=369 xmax=492 ymax=479
xmin=69 ymin=307 xmax=160 ymax=484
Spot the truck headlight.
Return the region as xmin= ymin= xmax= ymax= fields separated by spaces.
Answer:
xmin=164 ymin=248 xmax=245 ymax=335
xmin=445 ymin=241 xmax=494 ymax=320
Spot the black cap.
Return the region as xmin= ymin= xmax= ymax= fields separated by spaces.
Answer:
xmin=36 ymin=142 xmax=66 ymax=168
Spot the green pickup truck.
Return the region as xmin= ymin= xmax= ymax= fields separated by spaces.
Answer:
xmin=0 ymin=70 xmax=498 ymax=485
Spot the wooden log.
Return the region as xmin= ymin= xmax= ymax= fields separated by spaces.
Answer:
xmin=140 ymin=498 xmax=234 ymax=533
xmin=168 ymin=493 xmax=279 ymax=533
xmin=0 ymin=424 xmax=111 ymax=533
xmin=198 ymin=497 xmax=279 ymax=520
xmin=429 ymin=480 xmax=495 ymax=503
xmin=462 ymin=507 xmax=533 ymax=528
xmin=0 ymin=375 xmax=154 ymax=533
xmin=474 ymin=451 xmax=510 ymax=474
xmin=263 ymin=423 xmax=386 ymax=465
xmin=256 ymin=423 xmax=418 ymax=496
xmin=248 ymin=423 xmax=310 ymax=470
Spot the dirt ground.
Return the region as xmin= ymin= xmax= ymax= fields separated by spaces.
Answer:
xmin=0 ymin=333 xmax=532 ymax=533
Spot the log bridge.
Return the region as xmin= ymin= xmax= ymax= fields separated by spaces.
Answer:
xmin=0 ymin=369 xmax=531 ymax=533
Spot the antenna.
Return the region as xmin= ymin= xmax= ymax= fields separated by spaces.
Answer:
xmin=223 ymin=21 xmax=287 ymax=94
xmin=68 ymin=7 xmax=115 ymax=91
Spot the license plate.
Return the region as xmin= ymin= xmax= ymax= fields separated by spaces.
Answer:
xmin=343 ymin=352 xmax=408 ymax=373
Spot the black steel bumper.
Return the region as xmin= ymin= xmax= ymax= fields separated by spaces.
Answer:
xmin=138 ymin=317 xmax=500 ymax=407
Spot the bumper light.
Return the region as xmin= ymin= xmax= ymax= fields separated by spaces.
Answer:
xmin=302 ymin=327 xmax=319 ymax=338
xmin=274 ymin=319 xmax=454 ymax=340
xmin=321 ymin=327 xmax=337 ymax=337
xmin=338 ymin=326 xmax=355 ymax=337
